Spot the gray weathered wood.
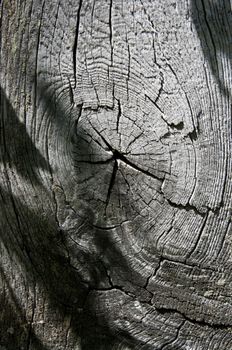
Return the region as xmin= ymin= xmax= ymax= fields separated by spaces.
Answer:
xmin=0 ymin=0 xmax=231 ymax=349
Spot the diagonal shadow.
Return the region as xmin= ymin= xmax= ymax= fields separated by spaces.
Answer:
xmin=191 ymin=0 xmax=232 ymax=98
xmin=0 ymin=87 xmax=50 ymax=186
xmin=0 ymin=80 xmax=154 ymax=348
xmin=0 ymin=182 xmax=153 ymax=349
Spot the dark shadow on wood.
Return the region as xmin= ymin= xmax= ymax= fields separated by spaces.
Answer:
xmin=191 ymin=0 xmax=232 ymax=98
xmin=0 ymin=266 xmax=49 ymax=350
xmin=0 ymin=183 xmax=152 ymax=348
xmin=0 ymin=87 xmax=50 ymax=186
xmin=0 ymin=81 xmax=153 ymax=348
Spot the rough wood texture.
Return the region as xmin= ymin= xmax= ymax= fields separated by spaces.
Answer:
xmin=0 ymin=0 xmax=231 ymax=349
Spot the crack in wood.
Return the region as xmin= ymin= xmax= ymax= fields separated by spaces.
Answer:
xmin=33 ymin=0 xmax=45 ymax=135
xmin=78 ymin=123 xmax=207 ymax=216
xmin=73 ymin=0 xmax=83 ymax=89
xmin=184 ymin=212 xmax=209 ymax=262
xmin=105 ymin=159 xmax=118 ymax=211
xmin=153 ymin=255 xmax=215 ymax=273
xmin=164 ymin=197 xmax=206 ymax=216
xmin=116 ymin=98 xmax=122 ymax=133
xmin=2 ymin=1 xmax=231 ymax=347
xmin=159 ymin=320 xmax=185 ymax=350
xmin=156 ymin=306 xmax=232 ymax=329
xmin=109 ymin=0 xmax=113 ymax=66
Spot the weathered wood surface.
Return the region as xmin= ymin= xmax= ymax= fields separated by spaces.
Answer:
xmin=0 ymin=0 xmax=231 ymax=349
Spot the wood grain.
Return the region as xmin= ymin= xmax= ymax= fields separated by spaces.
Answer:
xmin=0 ymin=0 xmax=231 ymax=349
